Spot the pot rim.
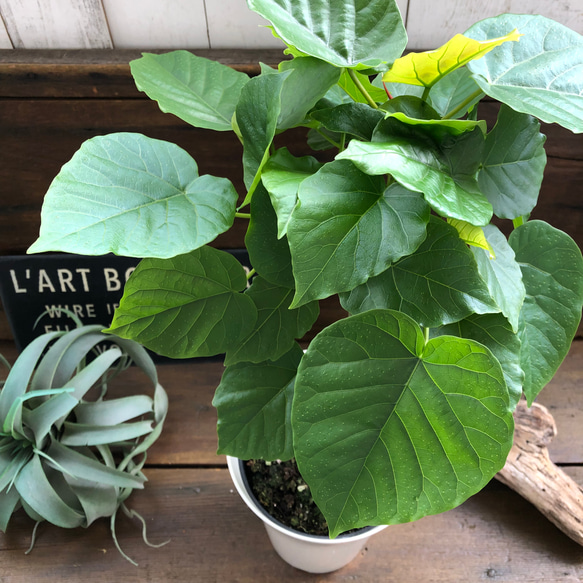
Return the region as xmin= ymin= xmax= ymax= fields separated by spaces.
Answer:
xmin=226 ymin=455 xmax=387 ymax=545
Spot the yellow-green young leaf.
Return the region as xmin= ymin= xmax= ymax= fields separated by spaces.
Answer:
xmin=448 ymin=218 xmax=495 ymax=258
xmin=383 ymin=30 xmax=521 ymax=88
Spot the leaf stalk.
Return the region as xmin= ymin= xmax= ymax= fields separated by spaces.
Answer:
xmin=347 ymin=68 xmax=379 ymax=109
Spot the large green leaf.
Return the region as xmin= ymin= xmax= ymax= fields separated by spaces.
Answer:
xmin=105 ymin=247 xmax=257 ymax=358
xmin=478 ymin=105 xmax=547 ymax=220
xmin=337 ymin=125 xmax=492 ymax=225
xmin=428 ymin=67 xmax=484 ymax=119
xmin=288 ymin=160 xmax=430 ymax=307
xmin=245 ymin=183 xmax=295 ymax=288
xmin=340 ymin=217 xmax=499 ymax=327
xmin=471 ymin=224 xmax=525 ymax=333
xmin=130 ymin=51 xmax=249 ymax=131
xmin=466 ymin=14 xmax=583 ymax=133
xmin=433 ymin=313 xmax=523 ymax=410
xmin=214 ymin=344 xmax=302 ymax=461
xmin=237 ymin=71 xmax=289 ymax=198
xmin=311 ymin=103 xmax=385 ymax=141
xmin=225 ymin=277 xmax=319 ymax=366
xmin=277 ymin=57 xmax=342 ymax=130
xmin=293 ymin=309 xmax=513 ymax=537
xmin=261 ymin=148 xmax=322 ymax=238
xmin=509 ymin=221 xmax=583 ymax=404
xmin=28 ymin=133 xmax=238 ymax=258
xmin=247 ymin=0 xmax=407 ymax=69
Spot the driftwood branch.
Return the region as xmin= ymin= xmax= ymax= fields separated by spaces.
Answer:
xmin=496 ymin=399 xmax=583 ymax=545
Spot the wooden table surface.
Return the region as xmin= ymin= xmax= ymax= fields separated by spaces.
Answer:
xmin=0 ymin=340 xmax=582 ymax=583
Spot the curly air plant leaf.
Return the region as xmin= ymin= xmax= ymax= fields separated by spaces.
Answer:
xmin=0 ymin=325 xmax=168 ymax=565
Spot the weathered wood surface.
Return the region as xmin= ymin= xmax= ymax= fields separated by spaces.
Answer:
xmin=406 ymin=0 xmax=583 ymax=49
xmin=497 ymin=400 xmax=583 ymax=547
xmin=1 ymin=0 xmax=581 ymax=51
xmin=1 ymin=335 xmax=583 ymax=581
xmin=2 ymin=468 xmax=583 ymax=583
xmin=0 ymin=0 xmax=112 ymax=50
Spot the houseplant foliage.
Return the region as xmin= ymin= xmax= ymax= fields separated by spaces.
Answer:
xmin=28 ymin=1 xmax=583 ymax=538
xmin=0 ymin=324 xmax=168 ymax=563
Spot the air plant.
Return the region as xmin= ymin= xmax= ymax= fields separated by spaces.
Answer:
xmin=0 ymin=323 xmax=168 ymax=564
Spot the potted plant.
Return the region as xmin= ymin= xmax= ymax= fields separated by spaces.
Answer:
xmin=0 ymin=322 xmax=168 ymax=565
xmin=27 ymin=0 xmax=583 ymax=573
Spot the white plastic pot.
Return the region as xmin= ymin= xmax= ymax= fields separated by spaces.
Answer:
xmin=226 ymin=456 xmax=387 ymax=574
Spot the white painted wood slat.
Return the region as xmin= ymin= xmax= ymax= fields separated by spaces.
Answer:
xmin=406 ymin=0 xmax=583 ymax=49
xmin=0 ymin=0 xmax=112 ymax=49
xmin=206 ymin=0 xmax=283 ymax=49
xmin=102 ymin=0 xmax=209 ymax=49
xmin=0 ymin=13 xmax=12 ymax=48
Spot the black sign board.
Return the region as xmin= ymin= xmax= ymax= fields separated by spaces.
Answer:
xmin=0 ymin=251 xmax=250 ymax=354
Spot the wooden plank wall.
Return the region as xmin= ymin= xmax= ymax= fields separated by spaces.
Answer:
xmin=1 ymin=48 xmax=582 ymax=346
xmin=0 ymin=0 xmax=580 ymax=50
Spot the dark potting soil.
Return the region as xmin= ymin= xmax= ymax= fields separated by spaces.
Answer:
xmin=244 ymin=458 xmax=329 ymax=536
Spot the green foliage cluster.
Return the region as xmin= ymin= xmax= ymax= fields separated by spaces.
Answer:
xmin=0 ymin=325 xmax=168 ymax=563
xmin=28 ymin=0 xmax=583 ymax=538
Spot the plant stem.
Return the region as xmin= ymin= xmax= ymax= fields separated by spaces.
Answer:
xmin=246 ymin=268 xmax=256 ymax=280
xmin=347 ymin=68 xmax=378 ymax=109
xmin=513 ymin=214 xmax=529 ymax=229
xmin=424 ymin=327 xmax=430 ymax=344
xmin=315 ymin=128 xmax=342 ymax=149
xmin=421 ymin=86 xmax=431 ymax=103
xmin=235 ymin=212 xmax=251 ymax=219
xmin=442 ymin=88 xmax=484 ymax=120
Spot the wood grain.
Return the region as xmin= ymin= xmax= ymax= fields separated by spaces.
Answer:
xmin=1 ymin=468 xmax=583 ymax=582
xmin=0 ymin=0 xmax=112 ymax=49
xmin=0 ymin=50 xmax=287 ymax=98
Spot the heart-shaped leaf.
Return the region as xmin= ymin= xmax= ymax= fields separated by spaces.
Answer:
xmin=433 ymin=313 xmax=524 ymax=410
xmin=105 ymin=247 xmax=257 ymax=358
xmin=130 ymin=51 xmax=249 ymax=131
xmin=225 ymin=277 xmax=319 ymax=366
xmin=28 ymin=133 xmax=238 ymax=258
xmin=247 ymin=0 xmax=407 ymax=69
xmin=214 ymin=343 xmax=302 ymax=461
xmin=288 ymin=160 xmax=430 ymax=307
xmin=466 ymin=14 xmax=583 ymax=133
xmin=261 ymin=148 xmax=322 ymax=238
xmin=383 ymin=30 xmax=520 ymax=87
xmin=337 ymin=125 xmax=492 ymax=225
xmin=340 ymin=217 xmax=499 ymax=327
xmin=293 ymin=309 xmax=513 ymax=537
xmin=478 ymin=105 xmax=547 ymax=220
xmin=509 ymin=221 xmax=583 ymax=404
